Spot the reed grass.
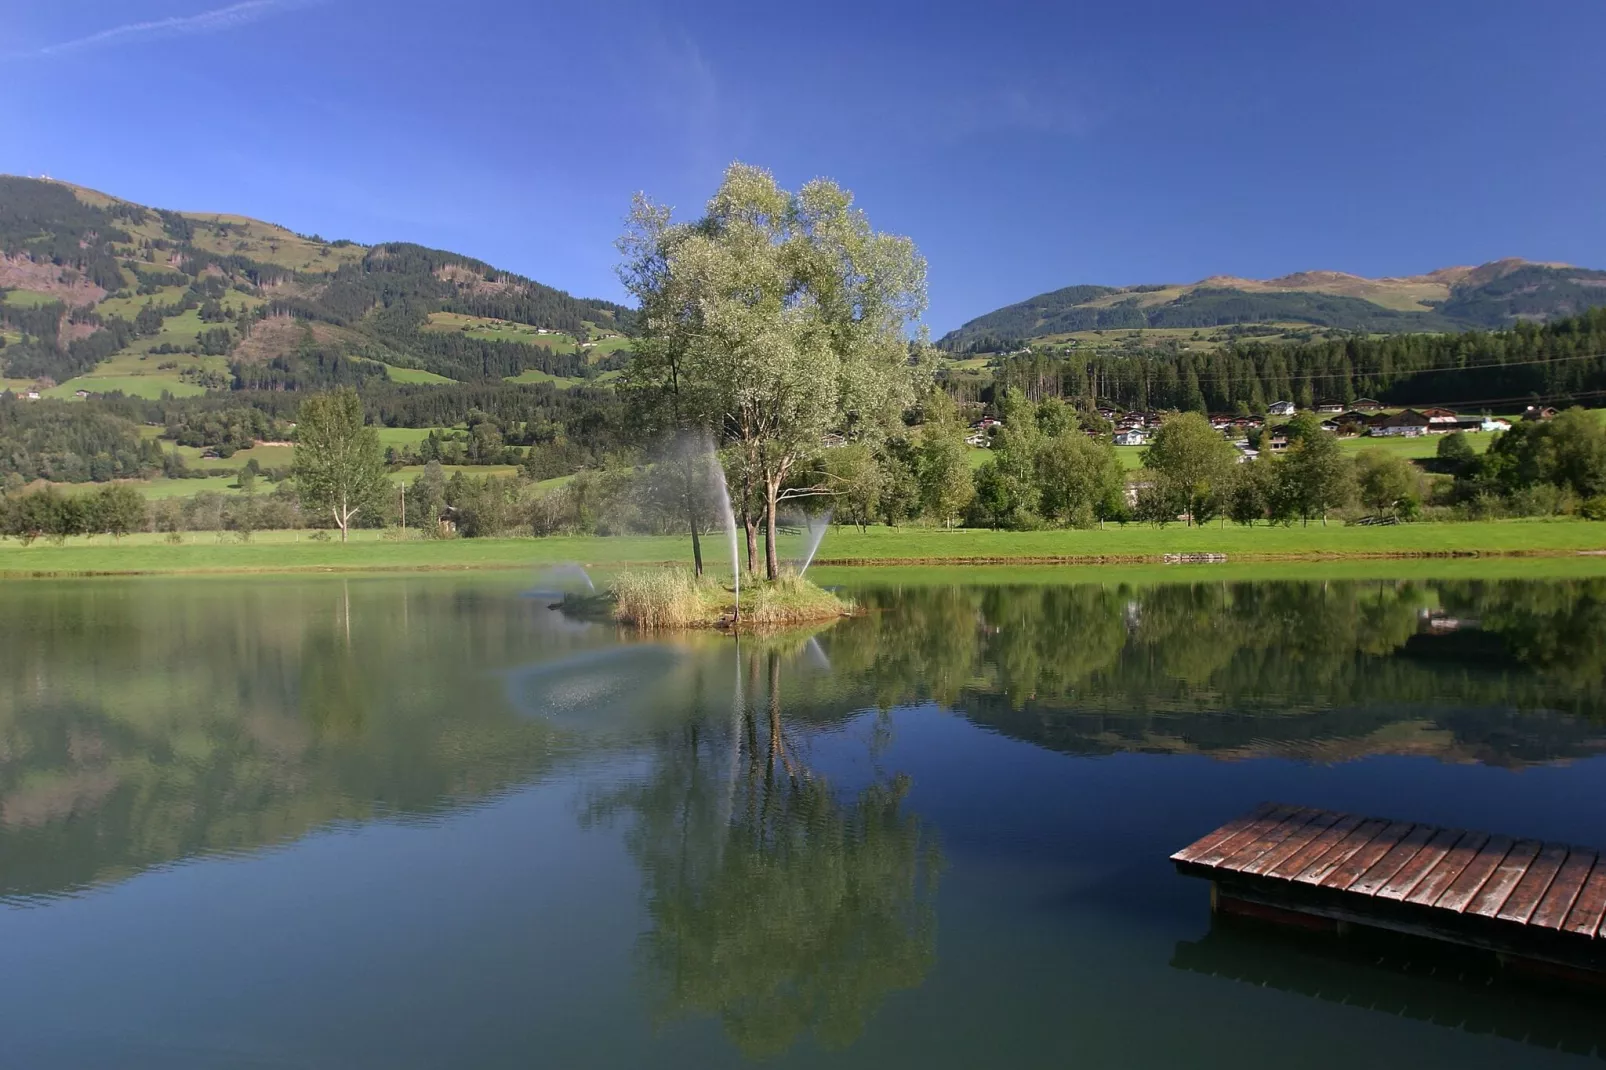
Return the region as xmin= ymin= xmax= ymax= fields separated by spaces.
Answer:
xmin=608 ymin=569 xmax=852 ymax=628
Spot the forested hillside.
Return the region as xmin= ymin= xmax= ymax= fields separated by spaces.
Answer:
xmin=942 ymin=260 xmax=1606 ymax=353
xmin=0 ymin=176 xmax=632 ymax=394
xmin=991 ymin=308 xmax=1606 ymax=412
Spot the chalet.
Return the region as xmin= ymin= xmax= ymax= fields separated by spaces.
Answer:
xmin=1482 ymin=417 xmax=1512 ymax=432
xmin=1267 ymin=400 xmax=1296 ymax=416
xmin=1332 ymin=411 xmax=1373 ymax=433
xmin=1352 ymin=398 xmax=1383 ymax=411
xmin=1524 ymin=405 xmax=1560 ymax=422
xmin=1266 ymin=432 xmax=1290 ymax=451
xmin=1319 ymin=420 xmax=1342 ymax=434
xmin=1113 ymin=430 xmax=1148 ymax=447
xmin=24 ymin=390 xmax=41 ymax=400
xmin=74 ymin=389 xmax=91 ymax=399
xmin=1371 ymin=409 xmax=1430 ymax=437
xmin=1315 ymin=401 xmax=1344 ymax=414
xmin=1420 ymin=407 xmax=1460 ymax=429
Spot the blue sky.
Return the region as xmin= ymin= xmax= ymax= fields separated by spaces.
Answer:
xmin=4 ymin=0 xmax=1604 ymax=332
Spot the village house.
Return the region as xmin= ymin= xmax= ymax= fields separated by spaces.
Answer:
xmin=1113 ymin=429 xmax=1148 ymax=447
xmin=1352 ymin=398 xmax=1384 ymax=411
xmin=1420 ymin=407 xmax=1461 ymax=430
xmin=1267 ymin=400 xmax=1296 ymax=416
xmin=1315 ymin=400 xmax=1344 ymax=414
xmin=1482 ymin=417 xmax=1512 ymax=432
xmin=1524 ymin=405 xmax=1560 ymax=422
xmin=1371 ymin=409 xmax=1431 ymax=437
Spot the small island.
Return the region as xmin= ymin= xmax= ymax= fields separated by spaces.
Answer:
xmin=566 ymin=569 xmax=854 ymax=629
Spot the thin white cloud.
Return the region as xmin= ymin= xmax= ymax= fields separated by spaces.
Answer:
xmin=16 ymin=0 xmax=319 ymax=59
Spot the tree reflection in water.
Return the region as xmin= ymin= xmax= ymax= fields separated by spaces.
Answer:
xmin=587 ymin=644 xmax=941 ymax=1059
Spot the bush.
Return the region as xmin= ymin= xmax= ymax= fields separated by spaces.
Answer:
xmin=1581 ymin=496 xmax=1606 ymax=521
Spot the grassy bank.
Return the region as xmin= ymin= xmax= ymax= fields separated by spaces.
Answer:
xmin=1 ymin=518 xmax=1603 ymax=577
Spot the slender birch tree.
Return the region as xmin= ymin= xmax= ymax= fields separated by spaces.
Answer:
xmin=292 ymin=388 xmax=388 ymax=542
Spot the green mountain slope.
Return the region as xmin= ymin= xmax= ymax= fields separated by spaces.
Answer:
xmin=0 ymin=176 xmax=632 ymax=396
xmin=941 ymin=259 xmax=1606 ymax=352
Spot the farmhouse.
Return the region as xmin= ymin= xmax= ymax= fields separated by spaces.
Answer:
xmin=1113 ymin=430 xmax=1148 ymax=447
xmin=1371 ymin=409 xmax=1430 ymax=437
xmin=1267 ymin=400 xmax=1296 ymax=416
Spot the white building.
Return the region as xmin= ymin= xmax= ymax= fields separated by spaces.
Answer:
xmin=1267 ymin=400 xmax=1296 ymax=416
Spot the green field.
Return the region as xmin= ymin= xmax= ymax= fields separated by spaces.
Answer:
xmin=503 ymin=369 xmax=584 ymax=388
xmin=380 ymin=363 xmax=455 ymax=384
xmin=0 ymin=289 xmax=62 ymax=308
xmin=391 ymin=464 xmax=520 ymax=483
xmin=1335 ymin=432 xmax=1494 ymax=459
xmin=45 ymin=374 xmax=206 ymax=399
xmin=3 ymin=519 xmax=1603 ymax=577
xmin=586 ymin=335 xmax=633 ymax=356
xmin=376 ymin=427 xmax=443 ymax=448
xmin=423 ymin=312 xmax=578 ymax=351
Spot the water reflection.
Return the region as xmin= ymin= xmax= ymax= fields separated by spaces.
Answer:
xmin=821 ymin=576 xmax=1606 ymax=762
xmin=586 ymin=645 xmax=941 ymax=1058
xmin=1174 ymin=916 xmax=1606 ymax=1059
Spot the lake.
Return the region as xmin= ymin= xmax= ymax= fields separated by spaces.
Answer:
xmin=3 ymin=565 xmax=1606 ymax=1068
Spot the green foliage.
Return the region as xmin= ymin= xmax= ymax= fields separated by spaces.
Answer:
xmin=1140 ymin=411 xmax=1237 ymax=525
xmin=1466 ymin=407 xmax=1606 ymax=505
xmin=291 ymin=388 xmax=389 ymax=540
xmin=915 ymin=391 xmax=974 ymax=526
xmin=1354 ymin=449 xmax=1421 ymax=518
xmin=0 ymin=395 xmax=162 ymax=482
xmin=619 ymin=163 xmax=927 ymax=577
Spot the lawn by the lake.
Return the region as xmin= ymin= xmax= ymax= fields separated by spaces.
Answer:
xmin=2 ymin=518 xmax=1603 ymax=577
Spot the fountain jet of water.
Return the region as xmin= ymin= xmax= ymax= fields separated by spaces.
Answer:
xmin=703 ymin=434 xmax=740 ymax=622
xmin=799 ymin=510 xmax=833 ymax=576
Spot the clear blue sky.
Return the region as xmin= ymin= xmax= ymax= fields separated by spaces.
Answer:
xmin=5 ymin=0 xmax=1604 ymax=333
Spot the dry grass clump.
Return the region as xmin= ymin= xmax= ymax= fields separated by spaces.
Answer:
xmin=609 ymin=569 xmax=853 ymax=628
xmin=610 ymin=569 xmax=720 ymax=628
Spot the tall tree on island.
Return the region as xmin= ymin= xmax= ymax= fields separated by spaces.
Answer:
xmin=292 ymin=388 xmax=388 ymax=543
xmin=619 ymin=163 xmax=928 ymax=580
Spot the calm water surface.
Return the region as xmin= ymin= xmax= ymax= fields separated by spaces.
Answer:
xmin=4 ymin=567 xmax=1606 ymax=1068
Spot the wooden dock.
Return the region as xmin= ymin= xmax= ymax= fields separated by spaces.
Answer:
xmin=1171 ymin=803 xmax=1606 ymax=977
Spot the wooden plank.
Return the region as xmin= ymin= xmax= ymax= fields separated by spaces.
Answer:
xmin=1376 ymin=827 xmax=1467 ymax=902
xmin=1187 ymin=804 xmax=1303 ymax=868
xmin=1170 ymin=802 xmax=1278 ymax=864
xmin=1435 ymin=836 xmax=1516 ymax=913
xmin=1532 ymin=849 xmax=1598 ymax=931
xmin=1241 ymin=810 xmax=1343 ymax=876
xmin=1403 ymin=831 xmax=1490 ymax=907
xmin=1319 ymin=821 xmax=1415 ymax=892
xmin=1348 ymin=823 xmax=1436 ymax=897
xmin=1264 ymin=813 xmax=1366 ymax=881
xmin=1467 ymin=840 xmax=1543 ymax=919
xmin=1293 ymin=819 xmax=1389 ymax=886
xmin=1562 ymin=859 xmax=1606 ymax=937
xmin=1500 ymin=844 xmax=1572 ymax=925
xmin=1216 ymin=809 xmax=1321 ymax=873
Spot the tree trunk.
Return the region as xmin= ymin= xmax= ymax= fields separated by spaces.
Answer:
xmin=689 ymin=525 xmax=704 ymax=577
xmin=743 ymin=511 xmax=758 ymax=575
xmin=764 ymin=478 xmax=780 ymax=580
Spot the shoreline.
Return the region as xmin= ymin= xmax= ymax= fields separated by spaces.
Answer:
xmin=5 ymin=546 xmax=1606 ymax=580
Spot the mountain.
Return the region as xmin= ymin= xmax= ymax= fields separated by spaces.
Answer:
xmin=0 ymin=176 xmax=631 ymax=397
xmin=940 ymin=259 xmax=1606 ymax=352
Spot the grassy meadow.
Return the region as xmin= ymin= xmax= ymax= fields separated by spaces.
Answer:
xmin=3 ymin=518 xmax=1602 ymax=577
